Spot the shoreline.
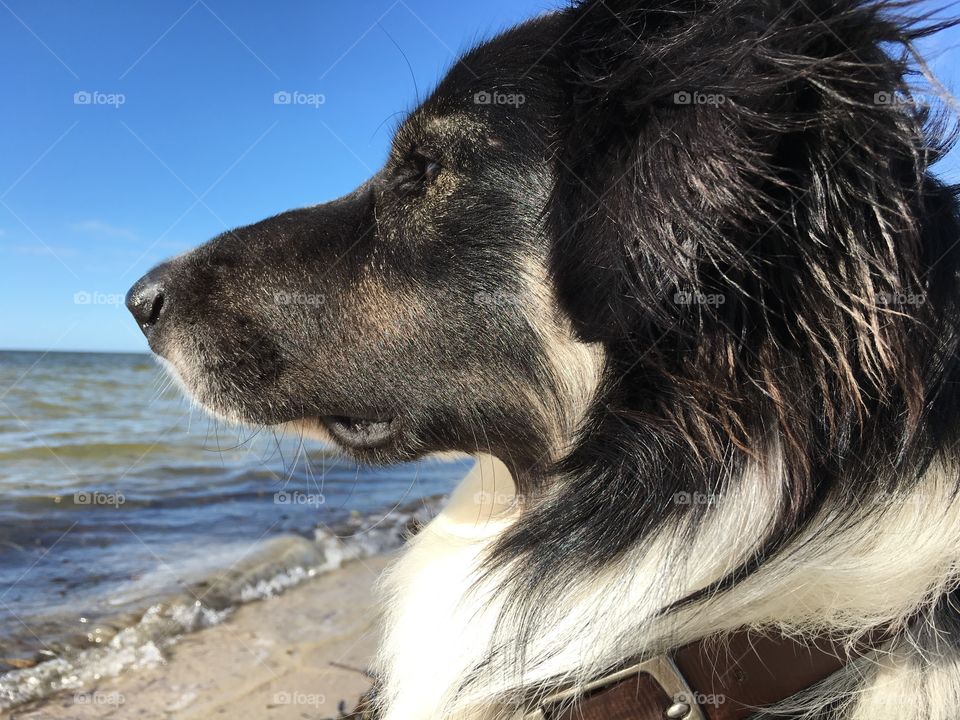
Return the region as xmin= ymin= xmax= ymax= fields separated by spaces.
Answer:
xmin=4 ymin=553 xmax=388 ymax=719
xmin=0 ymin=495 xmax=448 ymax=714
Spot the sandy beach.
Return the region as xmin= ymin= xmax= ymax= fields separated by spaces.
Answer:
xmin=4 ymin=554 xmax=389 ymax=720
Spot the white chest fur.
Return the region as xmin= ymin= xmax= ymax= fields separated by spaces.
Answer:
xmin=374 ymin=455 xmax=519 ymax=720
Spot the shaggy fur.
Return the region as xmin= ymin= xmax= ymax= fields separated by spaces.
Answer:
xmin=126 ymin=1 xmax=960 ymax=718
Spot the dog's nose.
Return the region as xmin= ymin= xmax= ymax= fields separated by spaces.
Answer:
xmin=126 ymin=262 xmax=172 ymax=337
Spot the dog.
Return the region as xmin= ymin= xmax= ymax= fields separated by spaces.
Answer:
xmin=126 ymin=1 xmax=960 ymax=718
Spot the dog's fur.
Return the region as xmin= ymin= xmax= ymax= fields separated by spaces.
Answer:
xmin=131 ymin=1 xmax=960 ymax=718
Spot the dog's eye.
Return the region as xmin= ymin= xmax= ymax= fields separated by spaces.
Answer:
xmin=404 ymin=151 xmax=442 ymax=188
xmin=414 ymin=152 xmax=442 ymax=182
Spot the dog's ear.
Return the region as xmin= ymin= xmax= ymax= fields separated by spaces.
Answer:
xmin=548 ymin=0 xmax=955 ymax=353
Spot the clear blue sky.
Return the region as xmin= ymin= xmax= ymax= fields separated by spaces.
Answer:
xmin=1 ymin=0 xmax=958 ymax=353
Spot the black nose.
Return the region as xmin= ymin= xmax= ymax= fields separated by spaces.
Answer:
xmin=126 ymin=262 xmax=172 ymax=337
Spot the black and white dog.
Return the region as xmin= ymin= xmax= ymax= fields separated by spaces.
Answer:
xmin=126 ymin=1 xmax=960 ymax=717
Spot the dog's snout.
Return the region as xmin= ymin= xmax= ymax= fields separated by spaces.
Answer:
xmin=126 ymin=262 xmax=172 ymax=338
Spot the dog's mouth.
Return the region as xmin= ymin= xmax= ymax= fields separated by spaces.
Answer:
xmin=319 ymin=415 xmax=397 ymax=450
xmin=158 ymin=350 xmax=402 ymax=453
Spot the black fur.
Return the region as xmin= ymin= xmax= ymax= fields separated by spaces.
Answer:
xmin=495 ymin=0 xmax=960 ymax=629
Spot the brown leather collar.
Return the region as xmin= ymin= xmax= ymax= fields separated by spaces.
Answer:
xmin=525 ymin=628 xmax=891 ymax=720
xmin=337 ymin=627 xmax=891 ymax=719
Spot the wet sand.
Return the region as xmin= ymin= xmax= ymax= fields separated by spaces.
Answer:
xmin=5 ymin=554 xmax=389 ymax=719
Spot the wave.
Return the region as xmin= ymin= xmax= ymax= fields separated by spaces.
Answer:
xmin=0 ymin=442 xmax=178 ymax=462
xmin=0 ymin=495 xmax=444 ymax=711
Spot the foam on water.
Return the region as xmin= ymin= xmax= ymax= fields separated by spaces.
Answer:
xmin=0 ymin=496 xmax=443 ymax=710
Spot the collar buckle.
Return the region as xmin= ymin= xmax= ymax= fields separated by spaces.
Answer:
xmin=524 ymin=654 xmax=707 ymax=720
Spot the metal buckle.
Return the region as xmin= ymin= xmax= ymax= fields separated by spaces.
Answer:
xmin=523 ymin=655 xmax=707 ymax=720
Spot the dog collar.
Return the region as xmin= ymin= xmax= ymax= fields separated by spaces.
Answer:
xmin=523 ymin=627 xmax=890 ymax=720
xmin=338 ymin=627 xmax=890 ymax=719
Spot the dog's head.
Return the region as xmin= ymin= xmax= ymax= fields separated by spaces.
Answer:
xmin=126 ymin=13 xmax=605 ymax=472
xmin=127 ymin=0 xmax=960 ymax=498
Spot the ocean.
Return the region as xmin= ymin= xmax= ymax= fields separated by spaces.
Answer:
xmin=0 ymin=350 xmax=471 ymax=709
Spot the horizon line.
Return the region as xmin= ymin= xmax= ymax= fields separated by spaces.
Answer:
xmin=0 ymin=347 xmax=151 ymax=356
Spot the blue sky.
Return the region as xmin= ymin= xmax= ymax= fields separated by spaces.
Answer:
xmin=1 ymin=0 xmax=958 ymax=353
